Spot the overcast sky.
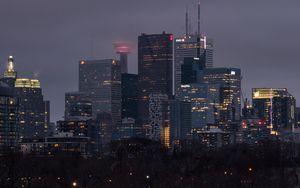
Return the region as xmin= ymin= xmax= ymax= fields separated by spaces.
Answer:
xmin=1 ymin=0 xmax=300 ymax=122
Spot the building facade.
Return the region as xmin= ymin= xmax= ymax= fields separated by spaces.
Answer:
xmin=138 ymin=32 xmax=173 ymax=128
xmin=0 ymin=82 xmax=19 ymax=154
xmin=79 ymin=59 xmax=121 ymax=133
xmin=174 ymin=35 xmax=213 ymax=97
xmin=65 ymin=91 xmax=92 ymax=120
xmin=252 ymin=88 xmax=296 ymax=134
xmin=15 ymin=78 xmax=48 ymax=139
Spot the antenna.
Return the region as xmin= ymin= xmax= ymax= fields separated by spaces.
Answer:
xmin=189 ymin=10 xmax=192 ymax=36
xmin=197 ymin=0 xmax=201 ymax=36
xmin=185 ymin=6 xmax=188 ymax=36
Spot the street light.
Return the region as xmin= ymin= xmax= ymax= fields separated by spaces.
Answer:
xmin=72 ymin=181 xmax=77 ymax=187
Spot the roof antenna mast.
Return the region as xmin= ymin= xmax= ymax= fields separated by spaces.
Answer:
xmin=185 ymin=6 xmax=189 ymax=36
xmin=197 ymin=0 xmax=201 ymax=36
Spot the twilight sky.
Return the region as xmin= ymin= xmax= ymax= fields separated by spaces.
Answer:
xmin=0 ymin=0 xmax=300 ymax=122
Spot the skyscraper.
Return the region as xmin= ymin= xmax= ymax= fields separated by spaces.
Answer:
xmin=138 ymin=32 xmax=173 ymax=127
xmin=1 ymin=56 xmax=49 ymax=139
xmin=169 ymin=99 xmax=192 ymax=145
xmin=15 ymin=78 xmax=49 ymax=139
xmin=121 ymin=73 xmax=138 ymax=120
xmin=79 ymin=59 xmax=121 ymax=133
xmin=203 ymin=68 xmax=242 ymax=131
xmin=252 ymin=88 xmax=296 ymax=134
xmin=0 ymin=81 xmax=19 ymax=154
xmin=174 ymin=35 xmax=213 ymax=97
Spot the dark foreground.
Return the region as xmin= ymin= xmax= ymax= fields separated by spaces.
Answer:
xmin=1 ymin=140 xmax=300 ymax=188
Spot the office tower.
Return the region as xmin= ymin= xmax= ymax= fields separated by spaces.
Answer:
xmin=89 ymin=113 xmax=113 ymax=153
xmin=121 ymin=73 xmax=138 ymax=119
xmin=181 ymin=57 xmax=204 ymax=84
xmin=148 ymin=93 xmax=169 ymax=142
xmin=138 ymin=32 xmax=173 ymax=127
xmin=236 ymin=101 xmax=269 ymax=145
xmin=252 ymin=88 xmax=296 ymax=134
xmin=15 ymin=78 xmax=49 ymax=139
xmin=203 ymin=68 xmax=242 ymax=131
xmin=174 ymin=35 xmax=213 ymax=97
xmin=65 ymin=92 xmax=92 ymax=120
xmin=114 ymin=43 xmax=132 ymax=74
xmin=180 ymin=83 xmax=219 ymax=129
xmin=169 ymin=100 xmax=192 ymax=145
xmin=0 ymin=81 xmax=19 ymax=154
xmin=79 ymin=59 xmax=121 ymax=132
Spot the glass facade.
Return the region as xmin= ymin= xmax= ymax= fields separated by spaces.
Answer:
xmin=0 ymin=83 xmax=19 ymax=154
xmin=79 ymin=59 xmax=121 ymax=132
xmin=138 ymin=32 xmax=173 ymax=127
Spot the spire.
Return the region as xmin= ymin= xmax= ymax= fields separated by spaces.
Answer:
xmin=7 ymin=56 xmax=14 ymax=72
xmin=197 ymin=0 xmax=201 ymax=36
xmin=4 ymin=55 xmax=17 ymax=78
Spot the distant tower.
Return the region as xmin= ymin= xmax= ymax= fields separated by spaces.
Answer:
xmin=114 ymin=43 xmax=132 ymax=74
xmin=4 ymin=56 xmax=17 ymax=79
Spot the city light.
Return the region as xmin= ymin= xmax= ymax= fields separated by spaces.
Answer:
xmin=72 ymin=181 xmax=77 ymax=187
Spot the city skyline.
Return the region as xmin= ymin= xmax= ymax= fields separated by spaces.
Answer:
xmin=1 ymin=0 xmax=300 ymax=122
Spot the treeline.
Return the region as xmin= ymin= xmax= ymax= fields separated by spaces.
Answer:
xmin=1 ymin=139 xmax=300 ymax=188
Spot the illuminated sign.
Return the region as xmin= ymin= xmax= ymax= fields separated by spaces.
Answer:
xmin=175 ymin=39 xmax=185 ymax=42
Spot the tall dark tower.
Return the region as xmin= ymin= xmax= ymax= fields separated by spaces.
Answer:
xmin=114 ymin=43 xmax=132 ymax=74
xmin=138 ymin=32 xmax=173 ymax=129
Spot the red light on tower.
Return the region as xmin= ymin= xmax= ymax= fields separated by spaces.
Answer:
xmin=113 ymin=42 xmax=132 ymax=54
xmin=170 ymin=35 xmax=173 ymax=41
xmin=113 ymin=42 xmax=133 ymax=74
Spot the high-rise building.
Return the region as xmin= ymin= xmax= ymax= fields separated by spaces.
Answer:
xmin=121 ymin=73 xmax=138 ymax=120
xmin=174 ymin=35 xmax=213 ymax=97
xmin=64 ymin=92 xmax=92 ymax=120
xmin=252 ymin=88 xmax=296 ymax=134
xmin=202 ymin=68 xmax=242 ymax=131
xmin=180 ymin=83 xmax=219 ymax=129
xmin=138 ymin=32 xmax=173 ymax=127
xmin=79 ymin=59 xmax=121 ymax=133
xmin=0 ymin=81 xmax=19 ymax=154
xmin=169 ymin=100 xmax=192 ymax=145
xmin=15 ymin=78 xmax=49 ymax=139
xmin=1 ymin=56 xmax=49 ymax=139
xmin=89 ymin=112 xmax=113 ymax=153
